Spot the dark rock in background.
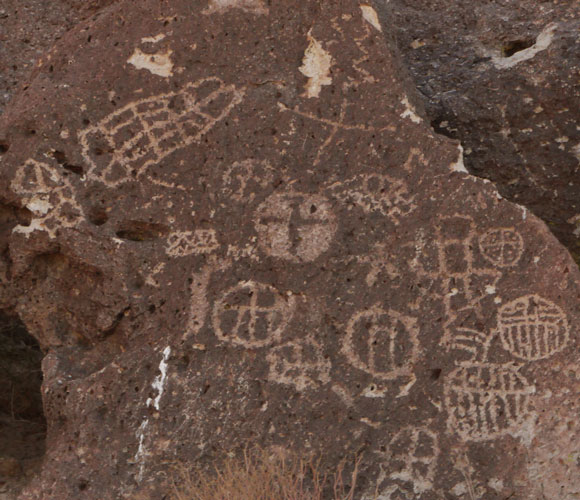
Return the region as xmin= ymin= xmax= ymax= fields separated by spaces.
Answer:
xmin=0 ymin=0 xmax=579 ymax=499
xmin=375 ymin=0 xmax=580 ymax=261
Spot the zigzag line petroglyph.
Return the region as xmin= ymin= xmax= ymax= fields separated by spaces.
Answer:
xmin=79 ymin=77 xmax=245 ymax=187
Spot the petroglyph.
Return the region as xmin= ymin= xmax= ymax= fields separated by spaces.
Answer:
xmin=255 ymin=192 xmax=337 ymax=262
xmin=203 ymin=0 xmax=268 ymax=15
xmin=79 ymin=77 xmax=245 ymax=187
xmin=221 ymin=159 xmax=275 ymax=203
xmin=342 ymin=306 xmax=419 ymax=381
xmin=166 ymin=229 xmax=219 ymax=257
xmin=267 ymin=336 xmax=331 ymax=391
xmin=375 ymin=426 xmax=440 ymax=497
xmin=11 ymin=159 xmax=84 ymax=238
xmin=327 ymin=174 xmax=416 ymax=225
xmin=498 ymin=295 xmax=570 ymax=361
xmin=479 ymin=228 xmax=524 ymax=267
xmin=299 ymin=29 xmax=333 ymax=98
xmin=444 ymin=362 xmax=535 ymax=442
xmin=212 ymin=281 xmax=296 ymax=347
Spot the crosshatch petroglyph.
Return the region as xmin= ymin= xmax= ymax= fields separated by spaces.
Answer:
xmin=255 ymin=192 xmax=337 ymax=262
xmin=498 ymin=294 xmax=570 ymax=361
xmin=11 ymin=159 xmax=84 ymax=237
xmin=165 ymin=229 xmax=219 ymax=257
xmin=478 ymin=227 xmax=524 ymax=267
xmin=266 ymin=336 xmax=331 ymax=391
xmin=79 ymin=77 xmax=245 ymax=187
xmin=374 ymin=426 xmax=439 ymax=498
xmin=212 ymin=281 xmax=296 ymax=348
xmin=326 ymin=174 xmax=416 ymax=225
xmin=342 ymin=306 xmax=419 ymax=381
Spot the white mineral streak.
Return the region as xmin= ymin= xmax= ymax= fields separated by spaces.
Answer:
xmin=450 ymin=144 xmax=469 ymax=173
xmin=400 ymin=96 xmax=422 ymax=124
xmin=127 ymin=48 xmax=174 ymax=77
xmin=146 ymin=346 xmax=171 ymax=410
xmin=299 ymin=30 xmax=333 ymax=98
xmin=203 ymin=0 xmax=268 ymax=15
xmin=141 ymin=34 xmax=166 ymax=44
xmin=360 ymin=4 xmax=382 ymax=32
xmin=492 ymin=23 xmax=557 ymax=69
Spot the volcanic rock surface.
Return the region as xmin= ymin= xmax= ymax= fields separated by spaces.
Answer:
xmin=0 ymin=0 xmax=579 ymax=499
xmin=375 ymin=0 xmax=580 ymax=259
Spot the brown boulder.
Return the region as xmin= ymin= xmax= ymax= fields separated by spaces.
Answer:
xmin=0 ymin=1 xmax=579 ymax=498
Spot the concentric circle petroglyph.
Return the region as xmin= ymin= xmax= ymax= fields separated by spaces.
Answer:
xmin=342 ymin=306 xmax=419 ymax=381
xmin=255 ymin=192 xmax=337 ymax=262
xmin=498 ymin=294 xmax=569 ymax=361
xmin=212 ymin=281 xmax=296 ymax=347
xmin=479 ymin=228 xmax=524 ymax=268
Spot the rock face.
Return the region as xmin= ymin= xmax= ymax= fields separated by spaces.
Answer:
xmin=375 ymin=0 xmax=580 ymax=259
xmin=0 ymin=0 xmax=579 ymax=498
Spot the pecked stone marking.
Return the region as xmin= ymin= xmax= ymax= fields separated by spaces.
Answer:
xmin=479 ymin=228 xmax=524 ymax=267
xmin=78 ymin=77 xmax=245 ymax=187
xmin=165 ymin=229 xmax=219 ymax=257
xmin=212 ymin=281 xmax=296 ymax=348
xmin=127 ymin=48 xmax=173 ymax=78
xmin=498 ymin=295 xmax=570 ymax=361
xmin=255 ymin=192 xmax=337 ymax=262
xmin=342 ymin=306 xmax=419 ymax=381
xmin=299 ymin=29 xmax=333 ymax=99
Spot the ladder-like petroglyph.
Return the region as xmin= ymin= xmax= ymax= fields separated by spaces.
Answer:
xmin=212 ymin=281 xmax=296 ymax=348
xmin=165 ymin=229 xmax=219 ymax=257
xmin=342 ymin=306 xmax=419 ymax=382
xmin=255 ymin=192 xmax=337 ymax=262
xmin=498 ymin=294 xmax=570 ymax=361
xmin=478 ymin=228 xmax=524 ymax=268
xmin=79 ymin=77 xmax=245 ymax=187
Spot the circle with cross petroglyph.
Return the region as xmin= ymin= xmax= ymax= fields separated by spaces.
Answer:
xmin=212 ymin=281 xmax=296 ymax=348
xmin=478 ymin=228 xmax=524 ymax=268
xmin=255 ymin=192 xmax=337 ymax=262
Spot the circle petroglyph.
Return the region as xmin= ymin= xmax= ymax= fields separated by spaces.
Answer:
xmin=444 ymin=363 xmax=535 ymax=442
xmin=212 ymin=281 xmax=296 ymax=348
xmin=478 ymin=228 xmax=524 ymax=267
xmin=498 ymin=294 xmax=569 ymax=361
xmin=255 ymin=192 xmax=337 ymax=262
xmin=343 ymin=306 xmax=419 ymax=381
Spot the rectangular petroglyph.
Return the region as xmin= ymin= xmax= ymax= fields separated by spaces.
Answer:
xmin=166 ymin=229 xmax=219 ymax=257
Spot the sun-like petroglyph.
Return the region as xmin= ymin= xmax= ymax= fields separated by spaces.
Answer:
xmin=221 ymin=159 xmax=275 ymax=203
xmin=444 ymin=362 xmax=536 ymax=442
xmin=326 ymin=174 xmax=416 ymax=225
xmin=342 ymin=306 xmax=419 ymax=381
xmin=497 ymin=295 xmax=570 ymax=361
xmin=266 ymin=335 xmax=331 ymax=391
xmin=79 ymin=77 xmax=245 ymax=187
xmin=165 ymin=229 xmax=219 ymax=257
xmin=254 ymin=192 xmax=337 ymax=262
xmin=374 ymin=426 xmax=440 ymax=498
xmin=212 ymin=281 xmax=296 ymax=348
xmin=414 ymin=215 xmax=502 ymax=348
xmin=478 ymin=228 xmax=524 ymax=268
xmin=11 ymin=159 xmax=84 ymax=238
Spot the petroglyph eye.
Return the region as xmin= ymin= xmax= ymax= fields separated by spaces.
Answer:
xmin=479 ymin=228 xmax=524 ymax=268
xmin=255 ymin=193 xmax=337 ymax=263
xmin=342 ymin=306 xmax=419 ymax=381
xmin=497 ymin=294 xmax=569 ymax=361
xmin=444 ymin=363 xmax=535 ymax=442
xmin=212 ymin=281 xmax=296 ymax=348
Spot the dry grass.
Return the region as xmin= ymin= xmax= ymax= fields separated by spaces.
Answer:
xmin=171 ymin=446 xmax=369 ymax=500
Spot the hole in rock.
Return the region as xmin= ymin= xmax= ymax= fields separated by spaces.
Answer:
xmin=502 ymin=39 xmax=535 ymax=57
xmin=0 ymin=311 xmax=46 ymax=494
xmin=0 ymin=142 xmax=9 ymax=154
xmin=87 ymin=206 xmax=109 ymax=226
xmin=51 ymin=150 xmax=84 ymax=176
xmin=115 ymin=221 xmax=169 ymax=242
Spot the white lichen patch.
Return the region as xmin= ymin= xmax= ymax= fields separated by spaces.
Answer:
xmin=127 ymin=48 xmax=173 ymax=77
xmin=360 ymin=4 xmax=382 ymax=32
xmin=450 ymin=144 xmax=469 ymax=173
xmin=400 ymin=96 xmax=422 ymax=124
xmin=492 ymin=24 xmax=557 ymax=70
xmin=299 ymin=30 xmax=333 ymax=99
xmin=203 ymin=0 xmax=268 ymax=15
xmin=26 ymin=197 xmax=52 ymax=216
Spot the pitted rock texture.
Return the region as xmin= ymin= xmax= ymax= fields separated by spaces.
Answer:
xmin=0 ymin=1 xmax=579 ymax=499
xmin=375 ymin=0 xmax=580 ymax=261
